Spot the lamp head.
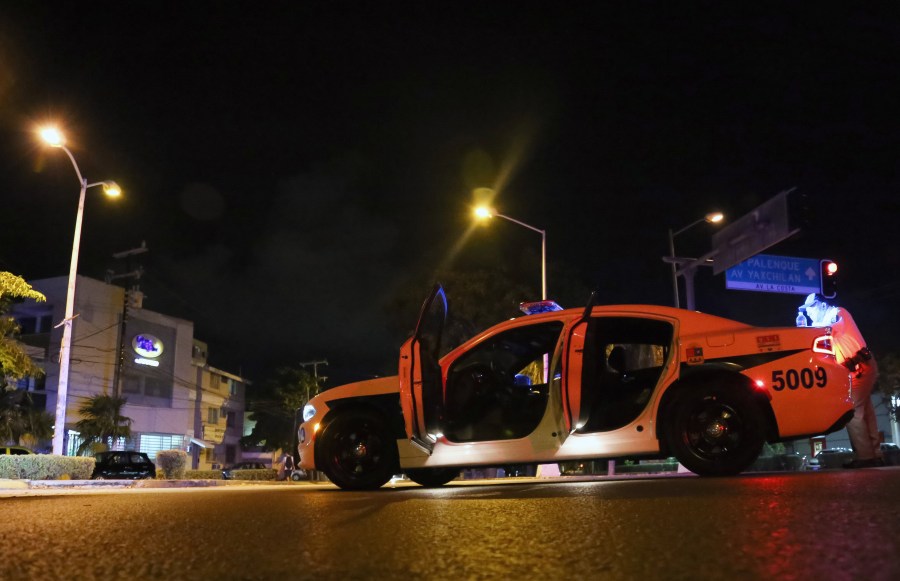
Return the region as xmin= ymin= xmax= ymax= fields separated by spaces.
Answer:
xmin=102 ymin=181 xmax=122 ymax=198
xmin=39 ymin=126 xmax=66 ymax=148
xmin=474 ymin=206 xmax=494 ymax=220
xmin=705 ymin=212 xmax=724 ymax=224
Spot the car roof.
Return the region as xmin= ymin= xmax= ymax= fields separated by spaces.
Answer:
xmin=444 ymin=304 xmax=754 ymax=361
xmin=96 ymin=451 xmax=148 ymax=458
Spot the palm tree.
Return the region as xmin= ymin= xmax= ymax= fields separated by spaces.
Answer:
xmin=0 ymin=388 xmax=53 ymax=446
xmin=74 ymin=394 xmax=133 ymax=455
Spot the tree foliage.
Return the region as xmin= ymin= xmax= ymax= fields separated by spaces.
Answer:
xmin=0 ymin=272 xmax=46 ymax=382
xmin=385 ymin=267 xmax=592 ymax=356
xmin=0 ymin=272 xmax=46 ymax=303
xmin=385 ymin=268 xmax=537 ymax=355
xmin=74 ymin=394 xmax=133 ymax=455
xmin=243 ymin=367 xmax=319 ymax=452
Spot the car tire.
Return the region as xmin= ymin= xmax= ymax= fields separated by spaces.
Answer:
xmin=290 ymin=471 xmax=305 ymax=481
xmin=405 ymin=467 xmax=460 ymax=488
xmin=665 ymin=383 xmax=765 ymax=476
xmin=318 ymin=409 xmax=398 ymax=490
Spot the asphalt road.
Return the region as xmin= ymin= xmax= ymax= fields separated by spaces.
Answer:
xmin=3 ymin=469 xmax=899 ymax=580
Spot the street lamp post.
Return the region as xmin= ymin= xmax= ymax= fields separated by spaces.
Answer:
xmin=668 ymin=212 xmax=723 ymax=310
xmin=474 ymin=206 xmax=547 ymax=300
xmin=40 ymin=127 xmax=120 ymax=455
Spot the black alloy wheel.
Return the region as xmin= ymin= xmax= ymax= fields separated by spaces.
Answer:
xmin=666 ymin=384 xmax=765 ymax=476
xmin=319 ymin=409 xmax=397 ymax=490
xmin=405 ymin=467 xmax=460 ymax=488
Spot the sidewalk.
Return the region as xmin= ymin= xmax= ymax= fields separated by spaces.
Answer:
xmin=0 ymin=477 xmax=314 ymax=494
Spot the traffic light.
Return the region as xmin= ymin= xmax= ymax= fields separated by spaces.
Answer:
xmin=820 ymin=259 xmax=837 ymax=298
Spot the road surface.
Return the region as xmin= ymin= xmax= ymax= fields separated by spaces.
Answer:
xmin=3 ymin=469 xmax=899 ymax=579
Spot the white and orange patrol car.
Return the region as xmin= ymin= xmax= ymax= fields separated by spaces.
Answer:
xmin=297 ymin=286 xmax=853 ymax=490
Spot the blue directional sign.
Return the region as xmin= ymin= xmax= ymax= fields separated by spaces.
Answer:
xmin=725 ymin=254 xmax=821 ymax=295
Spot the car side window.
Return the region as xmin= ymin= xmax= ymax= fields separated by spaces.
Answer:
xmin=578 ymin=317 xmax=674 ymax=432
xmin=444 ymin=321 xmax=564 ymax=442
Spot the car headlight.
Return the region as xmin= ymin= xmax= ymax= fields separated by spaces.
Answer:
xmin=302 ymin=403 xmax=317 ymax=422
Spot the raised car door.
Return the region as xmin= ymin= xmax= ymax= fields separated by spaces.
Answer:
xmin=399 ymin=284 xmax=448 ymax=454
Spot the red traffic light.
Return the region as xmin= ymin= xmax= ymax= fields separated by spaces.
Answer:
xmin=820 ymin=259 xmax=838 ymax=298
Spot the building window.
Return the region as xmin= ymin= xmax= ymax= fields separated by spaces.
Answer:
xmin=122 ymin=373 xmax=173 ymax=407
xmin=208 ymin=407 xmax=219 ymax=425
xmin=38 ymin=315 xmax=52 ymax=332
xmin=226 ymin=411 xmax=236 ymax=428
xmin=138 ymin=434 xmax=185 ymax=460
xmin=66 ymin=431 xmax=129 ymax=456
xmin=225 ymin=445 xmax=236 ymax=464
xmin=230 ymin=381 xmax=238 ymax=396
xmin=17 ymin=317 xmax=36 ymax=334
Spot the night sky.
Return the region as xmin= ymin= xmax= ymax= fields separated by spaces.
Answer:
xmin=2 ymin=4 xmax=899 ymax=383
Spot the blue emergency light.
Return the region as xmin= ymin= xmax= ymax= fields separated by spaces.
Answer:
xmin=519 ymin=300 xmax=563 ymax=315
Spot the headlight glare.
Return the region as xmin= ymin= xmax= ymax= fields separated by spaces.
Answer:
xmin=302 ymin=404 xmax=317 ymax=422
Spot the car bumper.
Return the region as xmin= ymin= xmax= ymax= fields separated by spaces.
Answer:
xmin=297 ymin=421 xmax=320 ymax=471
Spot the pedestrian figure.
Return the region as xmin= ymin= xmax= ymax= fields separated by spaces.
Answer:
xmin=800 ymin=293 xmax=882 ymax=467
xmin=277 ymin=452 xmax=294 ymax=481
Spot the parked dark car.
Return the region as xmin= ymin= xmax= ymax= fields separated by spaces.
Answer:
xmin=809 ymin=448 xmax=854 ymax=470
xmin=92 ymin=451 xmax=156 ymax=480
xmin=222 ymin=461 xmax=268 ymax=480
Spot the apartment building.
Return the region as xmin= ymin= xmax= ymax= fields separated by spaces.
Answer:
xmin=12 ymin=275 xmax=250 ymax=469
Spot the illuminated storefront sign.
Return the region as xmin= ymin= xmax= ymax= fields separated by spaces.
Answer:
xmin=132 ymin=334 xmax=164 ymax=367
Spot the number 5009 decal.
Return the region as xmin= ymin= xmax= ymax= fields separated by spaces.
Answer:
xmin=772 ymin=368 xmax=827 ymax=391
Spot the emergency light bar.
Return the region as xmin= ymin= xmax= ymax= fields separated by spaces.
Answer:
xmin=520 ymin=300 xmax=563 ymax=315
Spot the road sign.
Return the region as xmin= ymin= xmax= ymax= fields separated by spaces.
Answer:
xmin=725 ymin=254 xmax=821 ymax=295
xmin=712 ymin=189 xmax=800 ymax=275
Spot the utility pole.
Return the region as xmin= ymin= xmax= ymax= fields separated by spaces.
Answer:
xmin=107 ymin=242 xmax=149 ymax=398
xmin=298 ymin=359 xmax=328 ymax=403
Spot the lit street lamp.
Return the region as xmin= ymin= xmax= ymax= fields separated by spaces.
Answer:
xmin=668 ymin=211 xmax=724 ymax=310
xmin=474 ymin=205 xmax=547 ymax=300
xmin=40 ymin=126 xmax=121 ymax=455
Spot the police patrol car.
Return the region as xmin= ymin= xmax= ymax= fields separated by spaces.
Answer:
xmin=297 ymin=286 xmax=853 ymax=490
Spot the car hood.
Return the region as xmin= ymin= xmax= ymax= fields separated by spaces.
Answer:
xmin=313 ymin=376 xmax=399 ymax=408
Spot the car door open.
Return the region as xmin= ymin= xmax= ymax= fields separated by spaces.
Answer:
xmin=399 ymin=284 xmax=448 ymax=454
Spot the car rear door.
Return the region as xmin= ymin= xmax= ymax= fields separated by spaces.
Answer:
xmin=399 ymin=284 xmax=448 ymax=454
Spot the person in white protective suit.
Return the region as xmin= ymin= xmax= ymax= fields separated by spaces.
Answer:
xmin=800 ymin=293 xmax=883 ymax=468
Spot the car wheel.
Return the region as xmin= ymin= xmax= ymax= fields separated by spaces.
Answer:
xmin=319 ymin=409 xmax=398 ymax=490
xmin=665 ymin=384 xmax=764 ymax=476
xmin=405 ymin=467 xmax=460 ymax=488
xmin=290 ymin=471 xmax=305 ymax=481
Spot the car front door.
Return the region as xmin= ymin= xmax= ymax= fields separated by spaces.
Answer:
xmin=442 ymin=320 xmax=565 ymax=443
xmin=399 ymin=285 xmax=448 ymax=454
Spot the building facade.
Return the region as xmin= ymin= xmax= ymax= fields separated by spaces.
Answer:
xmin=12 ymin=275 xmax=250 ymax=469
